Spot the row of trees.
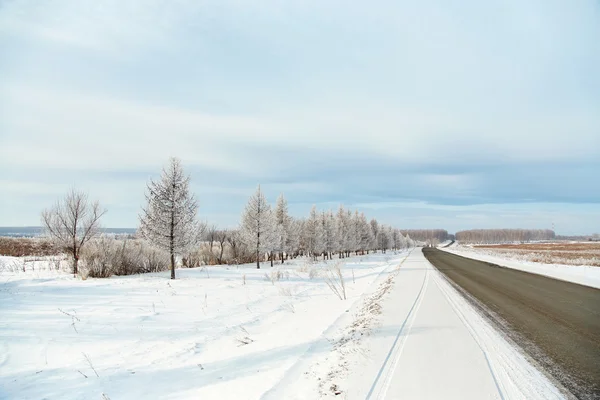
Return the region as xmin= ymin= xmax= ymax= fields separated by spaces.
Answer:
xmin=455 ymin=229 xmax=556 ymax=244
xmin=400 ymin=229 xmax=449 ymax=245
xmin=42 ymin=158 xmax=415 ymax=279
xmin=239 ymin=186 xmax=414 ymax=268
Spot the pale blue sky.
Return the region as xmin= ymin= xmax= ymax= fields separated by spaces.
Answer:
xmin=0 ymin=0 xmax=599 ymax=234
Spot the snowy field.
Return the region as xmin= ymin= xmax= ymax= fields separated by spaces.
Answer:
xmin=442 ymin=243 xmax=600 ymax=289
xmin=0 ymin=251 xmax=408 ymax=400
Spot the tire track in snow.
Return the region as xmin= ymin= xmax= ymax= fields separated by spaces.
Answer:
xmin=430 ymin=267 xmax=506 ymax=400
xmin=261 ymin=251 xmax=413 ymax=400
xmin=365 ymin=261 xmax=429 ymax=400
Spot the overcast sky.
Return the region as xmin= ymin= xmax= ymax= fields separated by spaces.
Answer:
xmin=1 ymin=0 xmax=599 ymax=234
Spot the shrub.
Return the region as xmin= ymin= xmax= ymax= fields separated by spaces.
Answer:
xmin=81 ymin=238 xmax=170 ymax=278
xmin=183 ymin=241 xmax=255 ymax=267
xmin=324 ymin=262 xmax=346 ymax=300
xmin=82 ymin=237 xmax=114 ymax=278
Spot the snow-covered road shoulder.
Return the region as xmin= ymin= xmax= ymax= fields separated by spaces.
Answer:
xmin=343 ymin=249 xmax=566 ymax=399
xmin=262 ymin=250 xmax=414 ymax=399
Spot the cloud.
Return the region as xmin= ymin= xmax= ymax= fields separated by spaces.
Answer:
xmin=0 ymin=84 xmax=278 ymax=174
xmin=0 ymin=0 xmax=599 ymax=232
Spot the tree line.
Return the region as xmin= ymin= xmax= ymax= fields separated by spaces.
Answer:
xmin=239 ymin=186 xmax=413 ymax=269
xmin=399 ymin=229 xmax=449 ymax=245
xmin=455 ymin=229 xmax=556 ymax=244
xmin=42 ymin=158 xmax=415 ymax=279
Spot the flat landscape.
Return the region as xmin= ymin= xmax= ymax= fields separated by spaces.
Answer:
xmin=7 ymin=244 xmax=593 ymax=399
xmin=473 ymin=242 xmax=600 ymax=267
xmin=0 ymin=251 xmax=408 ymax=399
xmin=443 ymin=242 xmax=600 ymax=289
xmin=2 ymin=1 xmax=598 ymax=398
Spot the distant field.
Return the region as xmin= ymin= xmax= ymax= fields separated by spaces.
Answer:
xmin=474 ymin=242 xmax=600 ymax=267
xmin=0 ymin=226 xmax=136 ymax=238
xmin=0 ymin=237 xmax=56 ymax=257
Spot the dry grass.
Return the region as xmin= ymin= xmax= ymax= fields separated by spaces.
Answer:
xmin=475 ymin=242 xmax=600 ymax=252
xmin=0 ymin=237 xmax=57 ymax=257
xmin=323 ymin=262 xmax=346 ymax=300
xmin=474 ymin=242 xmax=600 ymax=267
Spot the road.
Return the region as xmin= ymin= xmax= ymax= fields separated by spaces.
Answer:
xmin=424 ymin=248 xmax=600 ymax=399
xmin=365 ymin=249 xmax=564 ymax=400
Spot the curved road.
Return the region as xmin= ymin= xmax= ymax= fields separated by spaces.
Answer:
xmin=424 ymin=248 xmax=600 ymax=399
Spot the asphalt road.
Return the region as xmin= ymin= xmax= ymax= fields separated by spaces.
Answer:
xmin=423 ymin=248 xmax=600 ymax=399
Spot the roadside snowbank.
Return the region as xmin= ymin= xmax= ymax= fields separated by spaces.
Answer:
xmin=441 ymin=246 xmax=600 ymax=289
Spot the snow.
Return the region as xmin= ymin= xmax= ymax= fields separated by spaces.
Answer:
xmin=258 ymin=249 xmax=567 ymax=399
xmin=0 ymin=252 xmax=408 ymax=400
xmin=441 ymin=245 xmax=600 ymax=289
xmin=344 ymin=249 xmax=566 ymax=400
xmin=262 ymin=251 xmax=412 ymax=399
xmin=0 ymin=249 xmax=569 ymax=399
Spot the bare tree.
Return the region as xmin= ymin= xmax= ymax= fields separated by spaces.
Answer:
xmin=205 ymin=224 xmax=218 ymax=260
xmin=215 ymin=230 xmax=228 ymax=264
xmin=41 ymin=189 xmax=106 ymax=275
xmin=227 ymin=230 xmax=242 ymax=264
xmin=139 ymin=157 xmax=201 ymax=279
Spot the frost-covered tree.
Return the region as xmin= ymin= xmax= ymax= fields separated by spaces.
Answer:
xmin=357 ymin=213 xmax=373 ymax=254
xmin=274 ymin=194 xmax=292 ymax=263
xmin=330 ymin=211 xmax=340 ymax=257
xmin=387 ymin=226 xmax=395 ymax=251
xmin=400 ymin=229 xmax=449 ymax=243
xmin=392 ymin=228 xmax=403 ymax=250
xmin=304 ymin=205 xmax=324 ymax=260
xmin=345 ymin=210 xmax=357 ymax=256
xmin=455 ymin=229 xmax=554 ymax=244
xmin=267 ymin=225 xmax=280 ymax=267
xmin=240 ymin=185 xmax=275 ymax=269
xmin=370 ymin=219 xmax=379 ymax=252
xmin=139 ymin=157 xmax=201 ymax=280
xmin=406 ymin=234 xmax=414 ymax=248
xmin=289 ymin=218 xmax=303 ymax=257
xmin=397 ymin=230 xmax=408 ymax=250
xmin=378 ymin=225 xmax=392 ymax=253
xmin=41 ymin=189 xmax=106 ymax=275
xmin=335 ymin=205 xmax=349 ymax=258
xmin=322 ymin=211 xmax=337 ymax=260
xmin=350 ymin=211 xmax=364 ymax=255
